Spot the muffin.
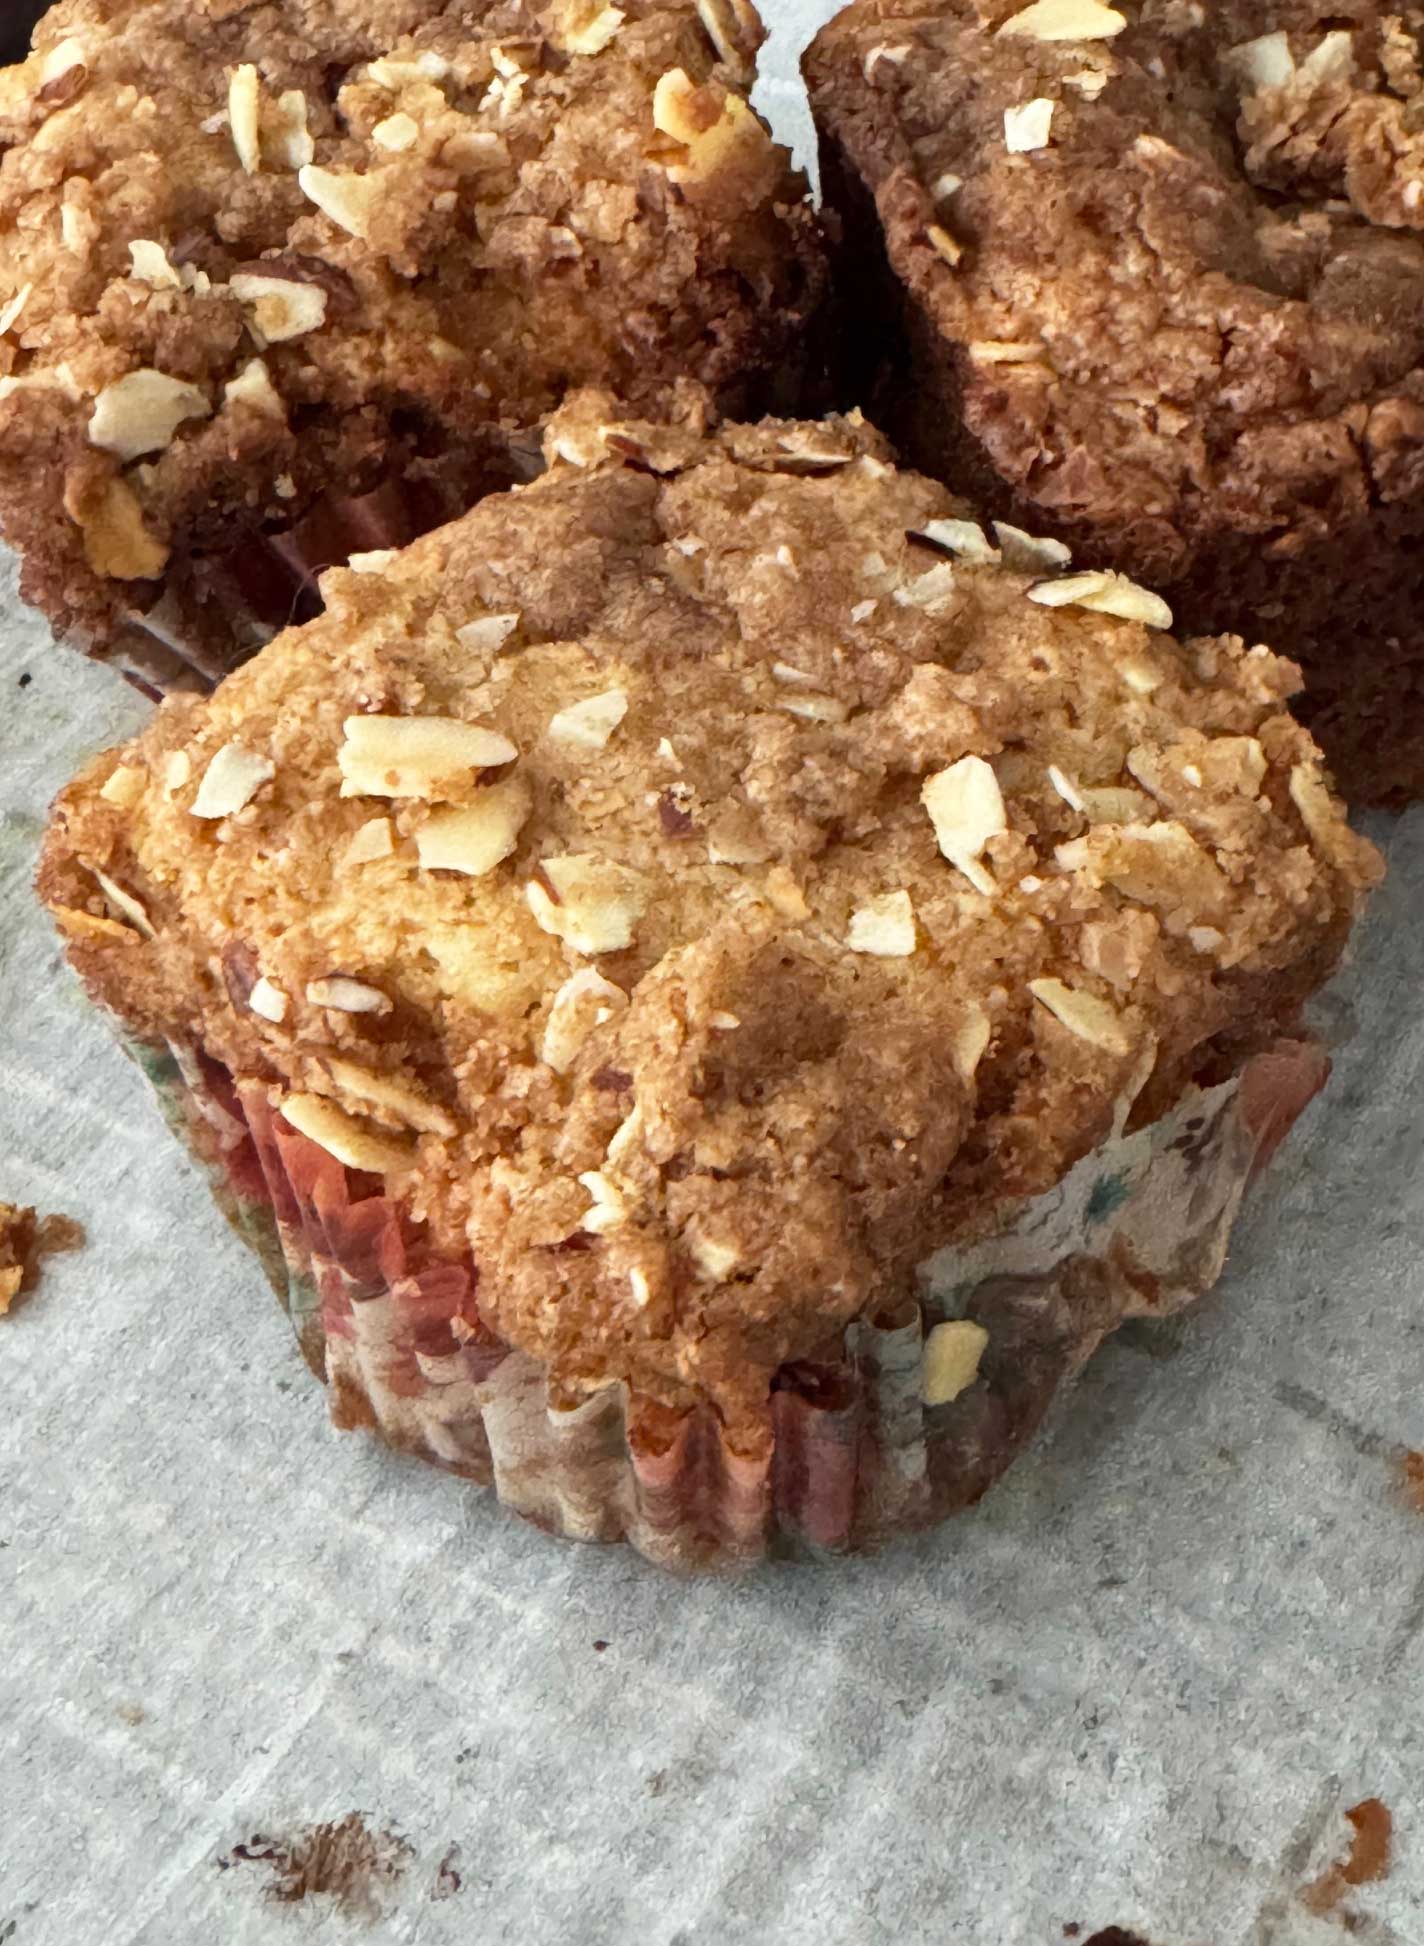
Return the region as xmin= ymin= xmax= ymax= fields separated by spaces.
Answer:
xmin=39 ymin=394 xmax=1381 ymax=1566
xmin=0 ymin=0 xmax=823 ymax=692
xmin=804 ymin=1 xmax=1424 ymax=805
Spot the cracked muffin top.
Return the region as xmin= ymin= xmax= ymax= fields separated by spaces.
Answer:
xmin=805 ymin=0 xmax=1424 ymax=582
xmin=39 ymin=394 xmax=1380 ymax=1433
xmin=0 ymin=0 xmax=822 ymax=669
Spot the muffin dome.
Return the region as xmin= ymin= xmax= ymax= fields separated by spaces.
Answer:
xmin=41 ymin=395 xmax=1380 ymax=1440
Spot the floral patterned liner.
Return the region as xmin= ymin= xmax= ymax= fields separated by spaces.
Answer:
xmin=130 ymin=1033 xmax=1328 ymax=1570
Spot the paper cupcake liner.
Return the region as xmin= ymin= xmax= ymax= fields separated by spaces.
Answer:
xmin=103 ymin=435 xmax=541 ymax=699
xmin=123 ymin=1033 xmax=1328 ymax=1570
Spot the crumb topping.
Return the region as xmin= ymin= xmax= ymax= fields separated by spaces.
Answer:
xmin=806 ymin=1 xmax=1424 ymax=573
xmin=0 ymin=0 xmax=821 ymax=659
xmin=40 ymin=397 xmax=1381 ymax=1430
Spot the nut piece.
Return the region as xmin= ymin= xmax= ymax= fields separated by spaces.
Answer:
xmin=689 ymin=1231 xmax=742 ymax=1281
xmin=372 ymin=112 xmax=420 ymax=153
xmin=83 ymin=862 xmax=154 ymax=938
xmin=552 ymin=1 xmax=627 ymax=55
xmin=99 ymin=764 xmax=146 ymax=809
xmin=695 ymin=0 xmax=762 ymax=80
xmin=1299 ymin=30 xmax=1354 ymax=87
xmin=778 ymin=692 xmax=849 ymax=723
xmin=895 ymin=561 xmax=958 ymax=614
xmin=1028 ymin=570 xmax=1172 ymax=630
xmin=922 ymin=1319 xmax=990 ymax=1406
xmin=0 ymin=285 xmax=30 ymax=336
xmin=847 ymin=890 xmax=917 ymax=957
xmin=865 ymin=44 xmax=910 ymax=79
xmin=916 ymin=517 xmax=1000 ymax=565
xmin=127 ymin=242 xmax=180 ymax=290
xmin=367 ymin=51 xmax=451 ymax=89
xmin=307 ymin=976 xmax=392 ymax=1015
xmin=338 ymin=714 xmax=518 ymax=801
xmin=249 ymin=976 xmax=289 ymax=1023
xmin=968 ymin=341 xmax=1047 ymax=364
xmin=542 ymin=967 xmax=628 ymax=1073
xmin=229 ymin=64 xmax=262 ymax=174
xmin=228 ymin=273 xmax=328 ymax=344
xmin=1028 ymin=977 xmax=1132 ymax=1054
xmin=547 ymin=688 xmax=629 ymax=751
xmin=526 ymin=854 xmax=648 ymax=955
xmin=997 ymin=0 xmax=1126 ymax=42
xmin=922 ymin=755 xmax=1006 ymax=896
xmin=298 ymin=164 xmax=381 ymax=240
xmin=993 ymin=522 xmax=1072 ymax=572
xmin=1060 ymin=819 xmax=1227 ymax=914
xmin=325 ymin=1057 xmax=456 ymax=1136
xmin=651 ymin=68 xmax=771 ymax=189
xmin=1118 ymin=657 xmax=1163 ymax=695
xmin=39 ymin=38 xmax=87 ymax=95
xmin=1047 ymin=763 xmax=1085 ymax=812
xmin=578 ymin=1168 xmax=627 ymax=1234
xmin=415 ymin=775 xmax=531 ymax=877
xmin=268 ymin=90 xmax=315 ymax=170
xmin=89 ymin=370 xmax=211 ymax=463
xmin=223 ymin=358 xmax=285 ymax=419
xmin=926 ymin=223 xmax=963 ymax=267
xmin=280 ymin=1093 xmax=415 ymax=1175
xmin=1004 ymin=98 xmax=1055 ymax=152
xmin=457 ymin=613 xmax=520 ymax=654
xmin=344 ymin=816 xmax=395 ymax=866
xmin=189 ymin=742 xmax=274 ymax=819
xmin=1225 ymin=30 xmax=1295 ymax=90
xmin=51 ymin=905 xmax=139 ymax=945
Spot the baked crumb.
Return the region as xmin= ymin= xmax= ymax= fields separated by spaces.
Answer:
xmin=0 ymin=1202 xmax=85 ymax=1314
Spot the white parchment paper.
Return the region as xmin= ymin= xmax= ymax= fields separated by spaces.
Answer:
xmin=4 ymin=10 xmax=1424 ymax=1942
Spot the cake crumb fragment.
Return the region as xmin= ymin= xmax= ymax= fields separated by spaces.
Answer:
xmin=0 ymin=1204 xmax=85 ymax=1316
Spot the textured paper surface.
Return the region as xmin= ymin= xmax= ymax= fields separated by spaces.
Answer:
xmin=4 ymin=8 xmax=1424 ymax=1941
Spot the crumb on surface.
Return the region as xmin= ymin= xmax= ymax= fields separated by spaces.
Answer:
xmin=215 ymin=1814 xmax=411 ymax=1919
xmin=1302 ymin=1796 xmax=1393 ymax=1918
xmin=0 ymin=1202 xmax=85 ymax=1314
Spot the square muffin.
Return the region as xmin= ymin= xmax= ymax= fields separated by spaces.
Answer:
xmin=805 ymin=1 xmax=1424 ymax=804
xmin=0 ymin=0 xmax=824 ymax=688
xmin=40 ymin=394 xmax=1380 ymax=1565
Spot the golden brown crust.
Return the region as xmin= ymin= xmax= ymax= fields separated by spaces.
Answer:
xmin=0 ymin=0 xmax=823 ymax=673
xmin=805 ymin=1 xmax=1424 ymax=802
xmin=39 ymin=397 xmax=1381 ymax=1431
